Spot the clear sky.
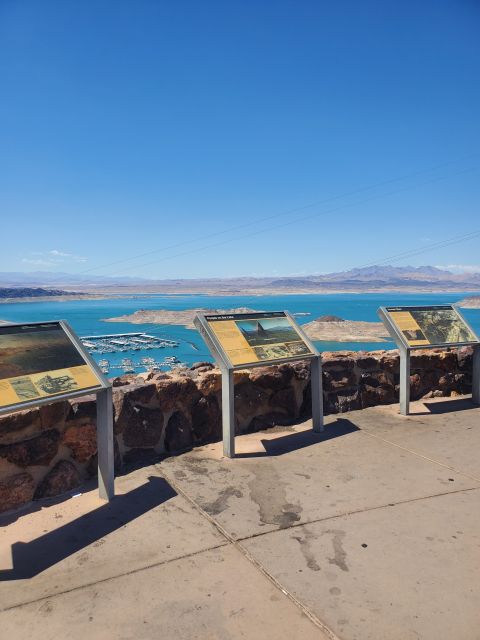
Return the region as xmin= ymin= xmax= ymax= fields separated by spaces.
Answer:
xmin=0 ymin=0 xmax=479 ymax=280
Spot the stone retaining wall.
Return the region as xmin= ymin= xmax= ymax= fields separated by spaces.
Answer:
xmin=0 ymin=347 xmax=474 ymax=514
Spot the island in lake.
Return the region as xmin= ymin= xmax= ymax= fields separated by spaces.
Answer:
xmin=104 ymin=309 xmax=389 ymax=343
xmin=103 ymin=307 xmax=263 ymax=330
xmin=302 ymin=315 xmax=388 ymax=342
xmin=457 ymin=296 xmax=480 ymax=309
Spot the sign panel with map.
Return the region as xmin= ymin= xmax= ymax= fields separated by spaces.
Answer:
xmin=199 ymin=311 xmax=316 ymax=367
xmin=381 ymin=305 xmax=479 ymax=348
xmin=0 ymin=322 xmax=104 ymax=411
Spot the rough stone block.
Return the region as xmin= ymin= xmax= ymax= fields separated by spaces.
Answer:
xmin=0 ymin=429 xmax=60 ymax=468
xmin=63 ymin=423 xmax=98 ymax=463
xmin=191 ymin=395 xmax=221 ymax=442
xmin=0 ymin=409 xmax=41 ymax=445
xmin=164 ymin=411 xmax=193 ymax=452
xmin=34 ymin=460 xmax=81 ymax=499
xmin=0 ymin=472 xmax=35 ymax=514
xmin=249 ymin=365 xmax=293 ymax=391
xmin=156 ymin=377 xmax=200 ymax=411
xmin=123 ymin=405 xmax=164 ymax=448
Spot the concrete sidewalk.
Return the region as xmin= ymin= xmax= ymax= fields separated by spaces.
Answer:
xmin=1 ymin=396 xmax=479 ymax=639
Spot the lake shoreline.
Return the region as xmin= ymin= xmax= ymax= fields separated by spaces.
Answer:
xmin=1 ymin=287 xmax=480 ymax=305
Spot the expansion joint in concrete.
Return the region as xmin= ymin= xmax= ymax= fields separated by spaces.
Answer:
xmin=359 ymin=429 xmax=480 ymax=483
xmin=158 ymin=465 xmax=344 ymax=640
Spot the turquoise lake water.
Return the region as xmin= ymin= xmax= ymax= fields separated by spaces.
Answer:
xmin=1 ymin=292 xmax=479 ymax=371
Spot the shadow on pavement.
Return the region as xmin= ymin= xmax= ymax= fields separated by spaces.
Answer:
xmin=235 ymin=418 xmax=360 ymax=458
xmin=0 ymin=476 xmax=176 ymax=581
xmin=422 ymin=397 xmax=478 ymax=414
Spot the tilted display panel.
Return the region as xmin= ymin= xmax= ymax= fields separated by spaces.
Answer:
xmin=0 ymin=320 xmax=107 ymax=414
xmin=195 ymin=311 xmax=318 ymax=370
xmin=378 ymin=305 xmax=479 ymax=350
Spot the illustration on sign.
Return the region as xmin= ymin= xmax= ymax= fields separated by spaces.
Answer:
xmin=384 ymin=305 xmax=478 ymax=347
xmin=0 ymin=322 xmax=102 ymax=409
xmin=204 ymin=312 xmax=313 ymax=366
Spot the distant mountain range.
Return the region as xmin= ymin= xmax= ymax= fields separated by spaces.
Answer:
xmin=1 ymin=266 xmax=479 ymax=294
xmin=0 ymin=271 xmax=148 ymax=287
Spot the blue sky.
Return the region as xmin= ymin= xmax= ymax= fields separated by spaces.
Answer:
xmin=0 ymin=0 xmax=479 ymax=279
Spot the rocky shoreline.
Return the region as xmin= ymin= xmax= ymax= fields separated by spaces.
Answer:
xmin=457 ymin=296 xmax=480 ymax=309
xmin=302 ymin=316 xmax=388 ymax=342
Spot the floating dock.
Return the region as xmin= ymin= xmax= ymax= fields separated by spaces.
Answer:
xmin=80 ymin=332 xmax=180 ymax=355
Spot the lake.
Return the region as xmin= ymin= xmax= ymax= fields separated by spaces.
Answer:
xmin=1 ymin=292 xmax=479 ymax=372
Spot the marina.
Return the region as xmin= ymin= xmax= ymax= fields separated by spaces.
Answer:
xmin=80 ymin=332 xmax=180 ymax=354
xmin=81 ymin=332 xmax=185 ymax=374
xmin=97 ymin=355 xmax=185 ymax=374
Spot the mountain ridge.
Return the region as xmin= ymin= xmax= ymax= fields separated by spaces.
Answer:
xmin=1 ymin=265 xmax=479 ymax=294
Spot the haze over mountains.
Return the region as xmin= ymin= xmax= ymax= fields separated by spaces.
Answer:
xmin=1 ymin=266 xmax=479 ymax=294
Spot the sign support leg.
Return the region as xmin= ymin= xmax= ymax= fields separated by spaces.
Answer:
xmin=222 ymin=368 xmax=235 ymax=458
xmin=399 ymin=347 xmax=410 ymax=416
xmin=473 ymin=345 xmax=480 ymax=405
xmin=311 ymin=356 xmax=324 ymax=432
xmin=97 ymin=386 xmax=114 ymax=500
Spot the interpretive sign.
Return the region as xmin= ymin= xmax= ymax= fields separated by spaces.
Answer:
xmin=0 ymin=321 xmax=104 ymax=411
xmin=378 ymin=305 xmax=480 ymax=416
xmin=0 ymin=321 xmax=114 ymax=500
xmin=380 ymin=305 xmax=478 ymax=349
xmin=195 ymin=311 xmax=323 ymax=458
xmin=200 ymin=311 xmax=315 ymax=368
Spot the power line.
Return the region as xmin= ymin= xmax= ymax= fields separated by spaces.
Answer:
xmin=106 ymin=165 xmax=478 ymax=277
xmin=353 ymin=229 xmax=480 ymax=270
xmin=78 ymin=154 xmax=478 ymax=276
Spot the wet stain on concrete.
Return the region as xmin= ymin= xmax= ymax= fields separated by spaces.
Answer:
xmin=293 ymin=527 xmax=321 ymax=571
xmin=181 ymin=456 xmax=210 ymax=475
xmin=201 ymin=487 xmax=243 ymax=515
xmin=325 ymin=529 xmax=349 ymax=572
xmin=247 ymin=464 xmax=302 ymax=529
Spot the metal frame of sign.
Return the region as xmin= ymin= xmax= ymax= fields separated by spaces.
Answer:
xmin=0 ymin=320 xmax=114 ymax=501
xmin=378 ymin=305 xmax=480 ymax=415
xmin=194 ymin=311 xmax=323 ymax=457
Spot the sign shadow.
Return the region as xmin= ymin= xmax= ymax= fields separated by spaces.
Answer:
xmin=235 ymin=418 xmax=360 ymax=458
xmin=0 ymin=475 xmax=176 ymax=581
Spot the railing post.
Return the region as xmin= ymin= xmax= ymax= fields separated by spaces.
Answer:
xmin=311 ymin=356 xmax=324 ymax=432
xmin=399 ymin=346 xmax=411 ymax=416
xmin=472 ymin=345 xmax=480 ymax=405
xmin=222 ymin=368 xmax=235 ymax=458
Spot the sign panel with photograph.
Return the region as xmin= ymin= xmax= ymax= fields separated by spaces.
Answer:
xmin=382 ymin=305 xmax=478 ymax=348
xmin=202 ymin=311 xmax=315 ymax=367
xmin=0 ymin=322 xmax=103 ymax=411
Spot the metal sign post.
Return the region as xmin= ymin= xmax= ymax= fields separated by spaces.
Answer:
xmin=310 ymin=355 xmax=324 ymax=432
xmin=473 ymin=345 xmax=480 ymax=406
xmin=0 ymin=320 xmax=114 ymax=501
xmin=378 ymin=305 xmax=480 ymax=416
xmin=398 ymin=344 xmax=411 ymax=416
xmin=194 ymin=311 xmax=323 ymax=458
xmin=96 ymin=386 xmax=115 ymax=500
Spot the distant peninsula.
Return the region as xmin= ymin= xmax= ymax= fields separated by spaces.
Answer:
xmin=457 ymin=296 xmax=480 ymax=309
xmin=105 ymin=308 xmax=389 ymax=342
xmin=0 ymin=287 xmax=99 ymax=304
xmin=103 ymin=307 xmax=262 ymax=329
xmin=302 ymin=315 xmax=388 ymax=342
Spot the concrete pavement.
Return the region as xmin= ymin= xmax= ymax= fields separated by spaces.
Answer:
xmin=1 ymin=396 xmax=479 ymax=639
